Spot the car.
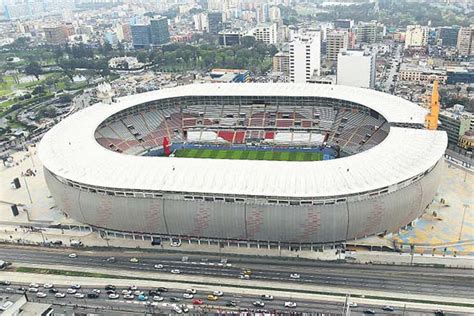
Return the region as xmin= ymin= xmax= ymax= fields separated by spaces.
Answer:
xmin=289 ymin=273 xmax=300 ymax=279
xmin=253 ymin=301 xmax=265 ymax=307
xmin=55 ymin=293 xmax=66 ymax=298
xmin=36 ymin=292 xmax=47 ymax=298
xmin=172 ymin=305 xmax=183 ymax=314
xmin=28 ymin=288 xmax=39 ymax=293
xmin=17 ymin=287 xmax=27 ymax=293
xmin=129 ymin=257 xmax=139 ymax=263
xmin=43 ymin=283 xmax=54 ymax=289
xmin=87 ymin=292 xmax=99 ymax=299
xmin=151 ymin=238 xmax=161 ymax=246
xmin=133 ymin=290 xmax=143 ymax=296
xmin=180 ymin=304 xmax=189 ymax=313
xmin=154 ymin=264 xmax=164 ymax=269
xmin=239 ymin=274 xmax=250 ymax=280
xmin=183 ymin=293 xmax=193 ymax=299
xmin=92 ymin=289 xmax=101 ymax=294
xmin=122 ymin=289 xmax=131 ymax=295
xmin=66 ymin=288 xmax=77 ymax=294
xmin=169 ymin=297 xmax=181 ymax=302
xmin=171 ymin=240 xmax=181 ymax=247
xmin=383 ymin=306 xmax=395 ymax=312
xmin=207 ymin=294 xmax=218 ymax=301
xmin=124 ymin=294 xmax=135 ymax=300
xmin=5 ymin=287 xmax=14 ymax=292
xmin=74 ymin=293 xmax=85 ymax=299
xmin=364 ymin=310 xmax=376 ymax=314
xmin=434 ymin=310 xmax=445 ymax=316
xmin=105 ymin=285 xmax=116 ymax=291
xmin=71 ymin=284 xmax=81 ymax=289
xmin=149 ymin=290 xmax=159 ymax=296
xmin=185 ymin=288 xmax=196 ymax=294
xmin=68 ymin=253 xmax=77 ymax=258
xmin=105 ymin=256 xmax=116 ymax=263
xmin=152 ymin=296 xmax=164 ymax=302
xmin=348 ymin=301 xmax=358 ymax=308
xmin=226 ymin=301 xmax=237 ymax=307
xmin=106 ymin=290 xmax=116 ymax=295
xmin=0 ymin=281 xmax=11 ymax=285
xmin=108 ymin=293 xmax=119 ymax=300
xmin=157 ymin=287 xmax=168 ymax=292
xmin=212 ymin=290 xmax=224 ymax=296
xmin=29 ymin=283 xmax=40 ymax=288
xmin=261 ymin=294 xmax=273 ymax=301
xmin=285 ymin=301 xmax=297 ymax=308
xmin=242 ymin=269 xmax=252 ymax=275
xmin=129 ymin=285 xmax=138 ymax=291
xmin=171 ymin=269 xmax=180 ymax=274
xmin=48 ymin=288 xmax=58 ymax=293
xmin=192 ymin=299 xmax=203 ymax=305
xmin=138 ymin=294 xmax=148 ymax=301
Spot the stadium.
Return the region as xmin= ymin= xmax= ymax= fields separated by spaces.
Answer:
xmin=38 ymin=83 xmax=447 ymax=245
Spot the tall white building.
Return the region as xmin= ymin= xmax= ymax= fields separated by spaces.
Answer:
xmin=289 ymin=31 xmax=321 ymax=83
xmin=337 ymin=50 xmax=376 ymax=89
xmin=404 ymin=25 xmax=428 ymax=49
xmin=193 ymin=13 xmax=208 ymax=32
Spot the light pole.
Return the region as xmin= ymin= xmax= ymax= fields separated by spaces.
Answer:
xmin=459 ymin=204 xmax=469 ymax=241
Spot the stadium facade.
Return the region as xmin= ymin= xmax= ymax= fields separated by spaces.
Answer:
xmin=39 ymin=84 xmax=447 ymax=245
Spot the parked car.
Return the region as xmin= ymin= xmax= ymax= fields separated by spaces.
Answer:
xmin=285 ymin=301 xmax=297 ymax=308
xmin=36 ymin=292 xmax=47 ymax=298
xmin=55 ymin=293 xmax=66 ymax=298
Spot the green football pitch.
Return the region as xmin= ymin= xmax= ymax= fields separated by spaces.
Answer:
xmin=174 ymin=148 xmax=324 ymax=161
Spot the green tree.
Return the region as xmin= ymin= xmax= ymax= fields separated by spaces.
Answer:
xmin=25 ymin=62 xmax=43 ymax=80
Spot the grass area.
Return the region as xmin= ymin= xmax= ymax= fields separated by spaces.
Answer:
xmin=15 ymin=267 xmax=119 ymax=279
xmin=174 ymin=148 xmax=324 ymax=161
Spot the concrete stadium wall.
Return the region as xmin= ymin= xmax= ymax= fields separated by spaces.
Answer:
xmin=43 ymin=159 xmax=444 ymax=243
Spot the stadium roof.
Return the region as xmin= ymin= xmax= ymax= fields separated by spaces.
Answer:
xmin=39 ymin=83 xmax=447 ymax=198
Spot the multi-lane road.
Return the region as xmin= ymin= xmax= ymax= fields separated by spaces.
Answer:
xmin=1 ymin=246 xmax=473 ymax=314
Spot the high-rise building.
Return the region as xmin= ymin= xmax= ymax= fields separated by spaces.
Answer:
xmin=193 ymin=13 xmax=208 ymax=32
xmin=437 ymin=26 xmax=459 ymax=47
xmin=404 ymin=25 xmax=428 ymax=49
xmin=130 ymin=24 xmax=151 ymax=48
xmin=150 ymin=17 xmax=170 ymax=45
xmin=269 ymin=6 xmax=281 ymax=23
xmin=457 ymin=26 xmax=474 ymax=56
xmin=356 ymin=21 xmax=384 ymax=44
xmin=337 ymin=50 xmax=376 ymax=89
xmin=326 ymin=30 xmax=349 ymax=62
xmin=208 ymin=11 xmax=223 ymax=34
xmin=272 ymin=51 xmax=290 ymax=75
xmin=43 ymin=25 xmax=69 ymax=45
xmin=289 ymin=31 xmax=321 ymax=83
xmin=253 ymin=23 xmax=279 ymax=45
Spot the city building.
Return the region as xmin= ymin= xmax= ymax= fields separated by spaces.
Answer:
xmin=438 ymin=104 xmax=474 ymax=146
xmin=399 ymin=64 xmax=447 ymax=84
xmin=446 ymin=66 xmax=474 ymax=84
xmin=208 ymin=69 xmax=250 ymax=83
xmin=253 ymin=23 xmax=279 ymax=45
xmin=333 ymin=19 xmax=354 ymax=30
xmin=150 ymin=17 xmax=170 ymax=45
xmin=43 ymin=25 xmax=69 ymax=45
xmin=457 ymin=26 xmax=474 ymax=56
xmin=326 ymin=30 xmax=349 ymax=62
xmin=356 ymin=21 xmax=384 ymax=44
xmin=218 ymin=31 xmax=242 ymax=46
xmin=208 ymin=11 xmax=223 ymax=34
xmin=104 ymin=30 xmax=118 ymax=46
xmin=405 ymin=25 xmax=429 ymax=49
xmin=130 ymin=23 xmax=151 ymax=48
xmin=459 ymin=130 xmax=474 ymax=150
xmin=289 ymin=31 xmax=321 ymax=83
xmin=0 ymin=293 xmax=53 ymax=316
xmin=337 ymin=50 xmax=376 ymax=89
xmin=437 ymin=26 xmax=460 ymax=47
xmin=272 ymin=51 xmax=289 ymax=75
xmin=269 ymin=6 xmax=281 ymax=22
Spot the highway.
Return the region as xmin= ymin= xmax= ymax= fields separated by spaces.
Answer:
xmin=1 ymin=246 xmax=472 ymax=298
xmin=1 ymin=246 xmax=473 ymax=314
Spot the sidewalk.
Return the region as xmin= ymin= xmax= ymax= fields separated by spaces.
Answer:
xmin=3 ymin=263 xmax=474 ymax=314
